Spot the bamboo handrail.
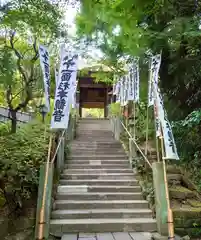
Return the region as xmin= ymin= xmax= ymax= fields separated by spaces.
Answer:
xmin=51 ymin=129 xmax=66 ymax=164
xmin=38 ymin=135 xmax=53 ymax=240
xmin=37 ymin=126 xmax=68 ymax=239
xmin=120 ymin=119 xmax=152 ymax=168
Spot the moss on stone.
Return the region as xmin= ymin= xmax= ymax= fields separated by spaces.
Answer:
xmin=187 ymin=199 xmax=201 ymax=208
xmin=167 ymin=165 xmax=181 ymax=174
xmin=173 ymin=207 xmax=201 ymax=218
xmin=169 ymin=185 xmax=195 ymax=199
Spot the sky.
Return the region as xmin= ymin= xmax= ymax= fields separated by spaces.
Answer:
xmin=64 ymin=2 xmax=104 ymax=69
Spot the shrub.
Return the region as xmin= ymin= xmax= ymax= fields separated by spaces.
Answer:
xmin=0 ymin=120 xmax=50 ymax=206
xmin=172 ymin=110 xmax=201 ymax=189
xmin=0 ymin=122 xmax=11 ymax=136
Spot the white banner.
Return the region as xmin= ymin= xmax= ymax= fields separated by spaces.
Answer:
xmin=148 ymin=54 xmax=161 ymax=107
xmin=71 ymin=79 xmax=77 ymax=109
xmin=113 ymin=75 xmax=119 ymax=95
xmin=134 ymin=58 xmax=140 ymax=103
xmin=155 ymin=88 xmax=179 ymax=160
xmin=123 ymin=75 xmax=128 ymax=106
xmin=51 ymin=48 xmax=78 ymax=129
xmin=127 ymin=67 xmax=134 ymax=101
xmin=39 ymin=45 xmax=51 ymax=112
xmin=116 ymin=78 xmax=121 ymax=103
xmin=120 ymin=77 xmax=124 ymax=106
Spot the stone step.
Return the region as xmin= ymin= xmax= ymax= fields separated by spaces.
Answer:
xmin=50 ymin=218 xmax=157 ymax=236
xmin=56 ymin=192 xmax=143 ymax=201
xmin=61 ymin=173 xmax=135 ymax=180
xmin=57 ymin=185 xmax=141 ymax=193
xmin=77 ymin=134 xmax=113 ymax=137
xmin=71 ymin=146 xmax=122 ymax=150
xmin=71 ymin=153 xmax=126 ymax=157
xmin=77 ymin=138 xmax=115 ymax=141
xmin=54 ymin=200 xmax=149 ymax=210
xmin=77 ymin=133 xmax=113 ymax=136
xmin=66 ymin=164 xmax=129 ymax=169
xmin=167 ymin=173 xmax=182 ymax=181
xmin=71 ymin=145 xmax=121 ymax=149
xmin=59 ymin=179 xmax=138 ymax=186
xmin=71 ymin=141 xmax=120 ymax=145
xmin=51 ymin=208 xmax=152 ymax=219
xmin=71 ymin=147 xmax=124 ymax=150
xmin=65 ymin=160 xmax=129 ymax=165
xmin=63 ymin=169 xmax=133 ymax=174
xmin=71 ymin=150 xmax=125 ymax=154
xmin=71 ymin=155 xmax=128 ymax=160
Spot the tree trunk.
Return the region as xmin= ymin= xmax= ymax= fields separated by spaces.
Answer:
xmin=10 ymin=109 xmax=17 ymax=133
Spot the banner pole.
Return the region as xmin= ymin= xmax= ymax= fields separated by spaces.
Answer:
xmin=126 ymin=104 xmax=129 ymax=128
xmin=160 ymin=132 xmax=175 ymax=240
xmin=145 ymin=105 xmax=149 ymax=155
xmin=133 ymin=101 xmax=136 ymax=140
xmin=153 ymin=99 xmax=160 ymax=162
xmin=156 ymin=136 xmax=160 ymax=162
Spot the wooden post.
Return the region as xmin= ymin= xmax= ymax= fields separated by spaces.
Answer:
xmin=57 ymin=136 xmax=64 ymax=173
xmin=152 ymin=162 xmax=168 ymax=236
xmin=133 ymin=102 xmax=136 ymax=140
xmin=145 ymin=105 xmax=149 ymax=155
xmin=114 ymin=116 xmax=122 ymax=141
xmin=79 ymin=105 xmax=82 ymax=118
xmin=104 ymin=87 xmax=108 ymax=118
xmin=160 ymin=135 xmax=175 ymax=239
xmin=35 ymin=163 xmax=54 ymax=239
xmin=129 ymin=138 xmax=137 ymax=167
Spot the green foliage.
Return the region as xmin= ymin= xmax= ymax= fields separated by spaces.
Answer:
xmin=173 ymin=110 xmax=201 ymax=189
xmin=0 ymin=121 xmax=50 ymax=205
xmin=0 ymin=122 xmax=11 ymax=136
xmin=76 ymin=0 xmax=201 ymax=118
xmin=109 ymin=102 xmax=121 ymax=116
xmin=0 ymin=0 xmax=64 ymax=132
xmin=82 ymin=108 xmax=104 ymax=118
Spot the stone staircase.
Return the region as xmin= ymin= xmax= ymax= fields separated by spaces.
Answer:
xmin=50 ymin=118 xmax=157 ymax=237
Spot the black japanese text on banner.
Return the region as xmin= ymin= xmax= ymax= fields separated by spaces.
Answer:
xmin=156 ymin=89 xmax=179 ymax=160
xmin=39 ymin=45 xmax=51 ymax=112
xmin=148 ymin=54 xmax=161 ymax=107
xmin=133 ymin=58 xmax=140 ymax=103
xmin=127 ymin=67 xmax=134 ymax=101
xmin=51 ymin=48 xmax=78 ymax=129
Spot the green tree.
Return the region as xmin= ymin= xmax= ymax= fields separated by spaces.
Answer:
xmin=76 ymin=0 xmax=201 ymax=119
xmin=0 ymin=0 xmax=62 ymax=132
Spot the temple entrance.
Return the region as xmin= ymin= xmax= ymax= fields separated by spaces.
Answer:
xmin=77 ymin=71 xmax=112 ymax=118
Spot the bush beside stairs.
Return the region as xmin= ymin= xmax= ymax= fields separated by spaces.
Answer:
xmin=50 ymin=118 xmax=157 ymax=238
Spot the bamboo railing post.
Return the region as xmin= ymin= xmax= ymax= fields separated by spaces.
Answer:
xmin=160 ymin=134 xmax=175 ymax=239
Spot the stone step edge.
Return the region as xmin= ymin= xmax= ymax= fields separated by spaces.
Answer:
xmin=54 ymin=200 xmax=148 ymax=204
xmin=59 ymin=179 xmax=138 ymax=182
xmin=58 ymin=185 xmax=140 ymax=189
xmin=51 ymin=208 xmax=152 ymax=214
xmin=63 ymin=170 xmax=132 ymax=172
xmin=50 ymin=218 xmax=156 ymax=224
xmin=56 ymin=192 xmax=142 ymax=196
xmin=61 ymin=173 xmax=135 ymax=176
